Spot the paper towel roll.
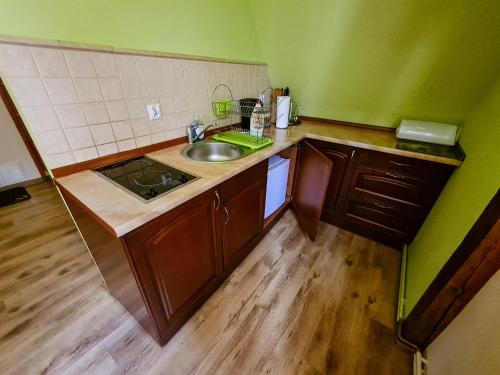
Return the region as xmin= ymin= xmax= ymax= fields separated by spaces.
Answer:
xmin=396 ymin=119 xmax=459 ymax=146
xmin=276 ymin=96 xmax=290 ymax=129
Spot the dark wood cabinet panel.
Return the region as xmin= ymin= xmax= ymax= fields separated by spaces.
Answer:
xmin=308 ymin=139 xmax=354 ymax=222
xmin=292 ymin=141 xmax=333 ymax=241
xmin=218 ymin=160 xmax=267 ymax=203
xmin=350 ymin=166 xmax=426 ymax=205
xmin=125 ymin=189 xmax=223 ymax=343
xmin=222 ymin=178 xmax=266 ymax=271
xmin=356 ymin=148 xmax=452 ymax=178
xmin=331 ymin=147 xmax=455 ymax=248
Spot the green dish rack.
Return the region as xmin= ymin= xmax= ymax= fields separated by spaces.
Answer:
xmin=212 ymin=130 xmax=273 ymax=150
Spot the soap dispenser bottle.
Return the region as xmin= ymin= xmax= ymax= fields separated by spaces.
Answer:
xmin=188 ymin=114 xmax=204 ymax=143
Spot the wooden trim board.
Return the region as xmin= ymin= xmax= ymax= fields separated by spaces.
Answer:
xmin=0 ymin=34 xmax=267 ymax=66
xmin=401 ymin=189 xmax=500 ymax=349
xmin=300 ymin=116 xmax=396 ymax=133
xmin=51 ymin=126 xmax=231 ymax=178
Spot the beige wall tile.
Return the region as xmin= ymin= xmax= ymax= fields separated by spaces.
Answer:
xmin=99 ymin=78 xmax=123 ymax=100
xmin=31 ymin=47 xmax=70 ymax=78
xmin=55 ymin=103 xmax=87 ymax=128
xmin=44 ymin=78 xmax=78 ymax=104
xmin=64 ymin=126 xmax=94 ymax=150
xmin=151 ymin=131 xmax=167 ymax=144
xmin=136 ymin=56 xmax=155 ymax=80
xmin=170 ymin=60 xmax=184 ymax=78
xmin=121 ymin=78 xmax=142 ymax=99
xmin=172 ymin=77 xmax=188 ymax=96
xmin=111 ymin=120 xmax=133 ymax=140
xmin=0 ymin=44 xmax=39 ymax=78
xmin=117 ymin=138 xmax=136 ymax=152
xmin=157 ymin=77 xmax=173 ymax=97
xmin=90 ymin=123 xmax=115 ymax=145
xmin=82 ymin=102 xmax=109 ymax=125
xmin=140 ymin=79 xmax=158 ymax=98
xmin=92 ymin=52 xmax=118 ymax=78
xmin=126 ymin=99 xmax=146 ymax=119
xmin=64 ymin=50 xmax=96 ymax=78
xmin=149 ymin=119 xmax=164 ymax=134
xmin=22 ymin=105 xmax=61 ymax=132
xmin=165 ymin=127 xmax=186 ymax=139
xmin=154 ymin=58 xmax=171 ymax=77
xmin=115 ymin=54 xmax=138 ymax=78
xmin=106 ymin=100 xmax=129 ymax=122
xmin=2 ymin=43 xmax=269 ymax=169
xmin=73 ymin=146 xmax=98 ymax=162
xmin=163 ymin=114 xmax=177 ymax=130
xmin=174 ymin=96 xmax=187 ymax=113
xmin=160 ymin=97 xmax=175 ymax=114
xmin=74 ymin=78 xmax=103 ymax=102
xmin=46 ymin=152 xmax=75 ymax=168
xmin=97 ymin=142 xmax=119 ymax=157
xmin=8 ymin=78 xmax=50 ymax=106
xmin=33 ymin=129 xmax=69 ymax=154
xmin=136 ymin=134 xmax=152 ymax=147
xmin=131 ymin=117 xmax=150 ymax=137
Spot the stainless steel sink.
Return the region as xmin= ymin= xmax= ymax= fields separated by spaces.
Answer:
xmin=180 ymin=141 xmax=253 ymax=162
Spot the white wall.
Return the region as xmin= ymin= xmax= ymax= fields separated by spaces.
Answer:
xmin=426 ymin=269 xmax=500 ymax=374
xmin=0 ymin=97 xmax=40 ymax=186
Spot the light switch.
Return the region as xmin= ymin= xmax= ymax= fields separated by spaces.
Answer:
xmin=147 ymin=104 xmax=161 ymax=120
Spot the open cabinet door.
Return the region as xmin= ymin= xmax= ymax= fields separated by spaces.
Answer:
xmin=292 ymin=141 xmax=333 ymax=241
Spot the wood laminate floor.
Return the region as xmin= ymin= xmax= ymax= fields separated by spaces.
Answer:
xmin=0 ymin=181 xmax=412 ymax=374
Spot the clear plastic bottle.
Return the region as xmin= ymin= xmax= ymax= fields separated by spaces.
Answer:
xmin=190 ymin=114 xmax=204 ymax=142
xmin=250 ymin=100 xmax=264 ymax=137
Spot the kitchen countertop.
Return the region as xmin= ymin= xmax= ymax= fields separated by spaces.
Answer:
xmin=56 ymin=120 xmax=462 ymax=237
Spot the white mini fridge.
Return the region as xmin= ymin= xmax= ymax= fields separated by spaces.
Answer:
xmin=264 ymin=155 xmax=291 ymax=219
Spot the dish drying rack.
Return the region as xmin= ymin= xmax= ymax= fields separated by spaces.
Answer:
xmin=210 ymin=84 xmax=274 ymax=150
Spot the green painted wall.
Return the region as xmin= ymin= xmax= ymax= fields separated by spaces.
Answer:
xmin=252 ymin=0 xmax=500 ymax=127
xmin=404 ymin=78 xmax=500 ymax=315
xmin=0 ymin=0 xmax=264 ymax=62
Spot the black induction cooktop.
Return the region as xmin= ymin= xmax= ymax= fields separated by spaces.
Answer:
xmin=95 ymin=156 xmax=199 ymax=202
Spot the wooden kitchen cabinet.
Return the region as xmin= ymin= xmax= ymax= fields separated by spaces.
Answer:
xmin=299 ymin=140 xmax=455 ymax=248
xmin=334 ymin=148 xmax=455 ymax=247
xmin=307 ymin=139 xmax=355 ymax=223
xmin=221 ymin=178 xmax=266 ymax=271
xmin=124 ymin=188 xmax=224 ymax=343
xmin=292 ymin=141 xmax=334 ymax=241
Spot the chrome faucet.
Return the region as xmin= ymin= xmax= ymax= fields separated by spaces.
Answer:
xmin=190 ymin=122 xmax=218 ymax=144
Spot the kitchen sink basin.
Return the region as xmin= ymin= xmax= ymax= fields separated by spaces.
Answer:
xmin=180 ymin=141 xmax=253 ymax=162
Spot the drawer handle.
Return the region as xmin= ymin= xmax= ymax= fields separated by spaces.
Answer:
xmin=214 ymin=190 xmax=221 ymax=209
xmin=389 ymin=160 xmax=410 ymax=167
xmin=374 ymin=202 xmax=392 ymax=210
xmin=224 ymin=206 xmax=229 ymax=224
xmin=385 ymin=171 xmax=405 ymax=180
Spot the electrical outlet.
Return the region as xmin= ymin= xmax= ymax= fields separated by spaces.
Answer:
xmin=147 ymin=104 xmax=161 ymax=120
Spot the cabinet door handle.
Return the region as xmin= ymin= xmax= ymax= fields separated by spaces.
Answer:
xmin=224 ymin=206 xmax=229 ymax=224
xmin=385 ymin=171 xmax=405 ymax=180
xmin=389 ymin=160 xmax=410 ymax=167
xmin=214 ymin=190 xmax=221 ymax=209
xmin=374 ymin=202 xmax=392 ymax=210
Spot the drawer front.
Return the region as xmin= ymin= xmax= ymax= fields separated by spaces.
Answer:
xmin=357 ymin=149 xmax=452 ymax=180
xmin=351 ymin=166 xmax=426 ymax=204
xmin=347 ymin=188 xmax=422 ymax=232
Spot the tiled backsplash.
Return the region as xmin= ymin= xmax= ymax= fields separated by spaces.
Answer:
xmin=0 ymin=43 xmax=269 ymax=169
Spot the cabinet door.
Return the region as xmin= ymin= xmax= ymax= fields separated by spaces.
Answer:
xmin=125 ymin=189 xmax=222 ymax=341
xmin=308 ymin=140 xmax=354 ymax=222
xmin=222 ymin=178 xmax=266 ymax=271
xmin=292 ymin=141 xmax=334 ymax=241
